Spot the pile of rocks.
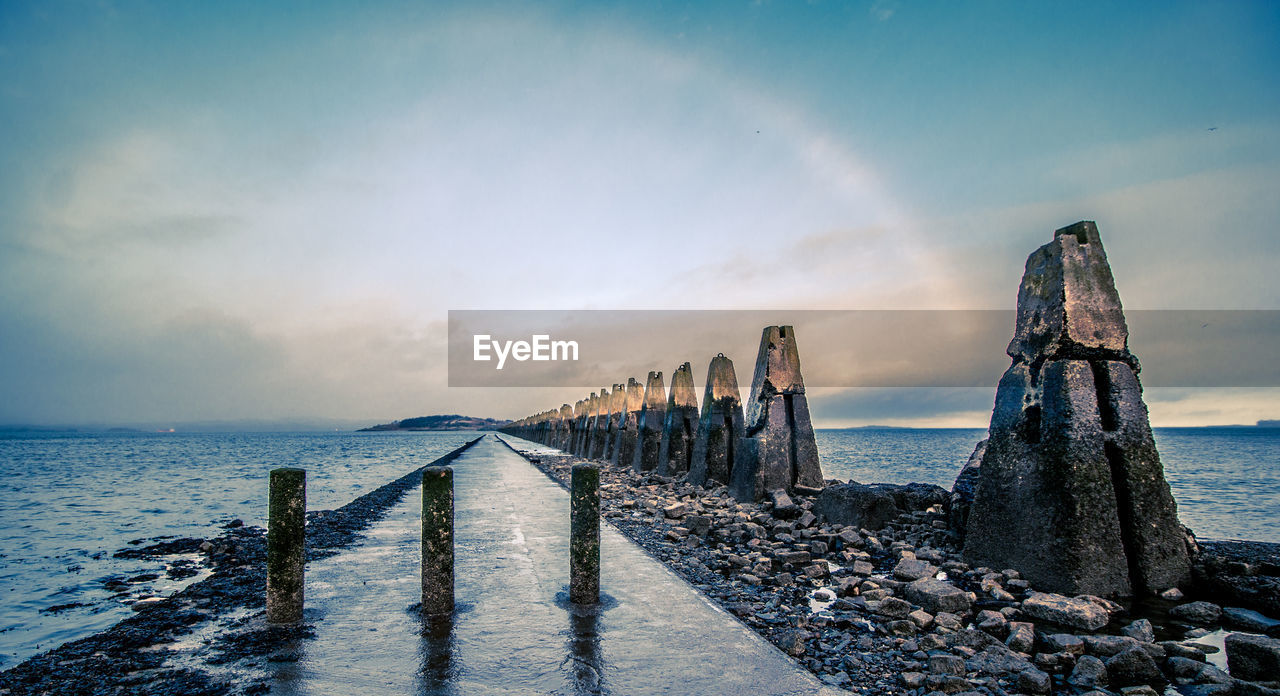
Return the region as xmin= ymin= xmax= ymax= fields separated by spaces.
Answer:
xmin=511 ymin=443 xmax=1280 ymax=696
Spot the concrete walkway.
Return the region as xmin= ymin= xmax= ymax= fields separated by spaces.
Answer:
xmin=268 ymin=435 xmax=845 ymax=695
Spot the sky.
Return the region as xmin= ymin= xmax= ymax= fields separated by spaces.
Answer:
xmin=1 ymin=0 xmax=1278 ymax=428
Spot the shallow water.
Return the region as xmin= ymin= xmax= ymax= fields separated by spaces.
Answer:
xmin=0 ymin=430 xmax=475 ymax=668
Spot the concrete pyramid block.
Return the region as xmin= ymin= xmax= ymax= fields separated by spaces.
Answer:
xmin=688 ymin=355 xmax=745 ymax=488
xmin=632 ymin=371 xmax=667 ymax=473
xmin=963 ymin=221 xmax=1190 ymax=597
xmin=731 ymin=326 xmax=824 ymax=502
xmin=611 ymin=378 xmax=644 ymax=468
xmin=657 ymin=363 xmax=700 ymax=477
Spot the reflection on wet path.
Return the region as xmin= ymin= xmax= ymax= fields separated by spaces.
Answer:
xmin=272 ymin=436 xmax=844 ymax=695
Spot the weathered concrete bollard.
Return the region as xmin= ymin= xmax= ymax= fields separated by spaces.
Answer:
xmin=267 ymin=467 xmax=306 ymax=624
xmin=731 ymin=326 xmax=824 ymax=502
xmin=632 ymin=370 xmax=667 ymax=473
xmin=611 ymin=377 xmax=644 ymax=468
xmin=657 ymin=362 xmax=700 ymax=477
xmin=570 ymin=463 xmax=600 ymax=604
xmin=688 ymin=354 xmax=746 ymax=488
xmin=963 ymin=221 xmax=1191 ymax=597
xmin=421 ymin=467 xmax=455 ymax=615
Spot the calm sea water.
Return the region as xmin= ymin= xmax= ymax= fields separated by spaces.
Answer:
xmin=0 ymin=427 xmax=1275 ymax=669
xmin=815 ymin=427 xmax=1280 ymax=544
xmin=0 ymin=430 xmax=475 ymax=669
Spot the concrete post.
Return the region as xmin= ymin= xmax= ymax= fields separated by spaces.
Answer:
xmin=570 ymin=463 xmax=600 ymax=604
xmin=267 ymin=467 xmax=306 ymax=624
xmin=421 ymin=466 xmax=455 ymax=615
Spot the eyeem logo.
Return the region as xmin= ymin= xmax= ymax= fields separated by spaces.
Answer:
xmin=473 ymin=334 xmax=579 ymax=370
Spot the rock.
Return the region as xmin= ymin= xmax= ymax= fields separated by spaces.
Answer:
xmin=1084 ymin=634 xmax=1142 ymax=657
xmin=976 ymin=609 xmax=1007 ymax=637
xmin=776 ymin=629 xmax=807 ymax=656
xmin=1162 ymin=641 xmax=1209 ymax=662
xmin=663 ymin=502 xmax=688 ymax=519
xmin=1122 ymin=618 xmax=1156 ymax=643
xmin=1006 ymin=621 xmax=1035 ymax=653
xmin=850 ymin=560 xmax=874 ymax=576
xmin=949 ymin=438 xmax=987 ymax=538
xmin=656 ymin=363 xmax=700 ymax=477
xmin=1166 ymin=655 xmax=1209 ymax=682
xmin=969 ymin=644 xmax=1034 ymax=676
xmin=963 ymin=222 xmax=1191 ymax=597
xmin=929 ymin=653 xmax=966 ymax=676
xmin=631 ymin=371 xmax=667 ymax=473
xmin=902 ymin=672 xmax=926 ymax=689
xmin=876 ymin=596 xmax=913 ymax=618
xmin=894 ymin=558 xmax=939 ymax=581
xmin=1119 ymin=687 xmax=1160 ymax=696
xmin=731 ymin=326 xmax=824 ymax=502
xmin=1225 ymin=632 xmax=1280 ymax=682
xmin=1019 ymin=667 xmax=1052 ymax=694
xmin=910 ymin=609 xmax=935 ymax=629
xmin=776 ymin=550 xmax=811 ymax=566
xmin=1223 ymin=607 xmax=1280 ymax=634
xmin=1022 ymin=592 xmax=1110 ymax=632
xmin=1105 ymin=646 xmax=1164 ymax=687
xmin=886 ymin=619 xmax=917 ymax=635
xmin=814 ymin=482 xmax=900 ymax=530
xmin=904 ymin=578 xmax=972 ymax=615
xmin=684 ymin=514 xmax=712 ymax=536
xmin=1043 ymin=633 xmax=1086 ymax=655
xmin=1162 ymin=587 xmax=1186 ymax=601
xmin=1171 ymin=601 xmax=1223 ymax=625
xmin=934 ymin=612 xmax=964 ymax=631
xmin=688 ymin=355 xmax=746 ymax=488
xmin=1070 ymin=654 xmax=1110 ymax=688
xmin=768 ymin=489 xmax=800 ymax=519
xmin=801 ymin=563 xmax=828 ymax=579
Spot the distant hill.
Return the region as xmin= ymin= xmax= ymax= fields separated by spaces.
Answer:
xmin=1259 ymin=420 xmax=1280 ymax=428
xmin=358 ymin=414 xmax=510 ymax=432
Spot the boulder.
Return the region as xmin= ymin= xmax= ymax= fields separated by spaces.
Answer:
xmin=1069 ymin=654 xmax=1109 ymax=688
xmin=814 ymin=482 xmax=900 ymax=530
xmin=1225 ymin=632 xmax=1280 ymax=682
xmin=731 ymin=326 xmax=824 ymax=502
xmin=769 ymin=489 xmax=800 ymax=519
xmin=903 ymin=578 xmax=972 ymax=615
xmin=1170 ymin=601 xmax=1223 ymax=626
xmin=1022 ymin=592 xmax=1110 ymax=632
xmin=964 ymin=221 xmax=1190 ymax=597
xmin=1105 ymin=647 xmax=1164 ymax=687
xmin=894 ymin=558 xmax=939 ymax=582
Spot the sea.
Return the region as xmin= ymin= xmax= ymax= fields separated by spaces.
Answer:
xmin=0 ymin=427 xmax=1276 ymax=669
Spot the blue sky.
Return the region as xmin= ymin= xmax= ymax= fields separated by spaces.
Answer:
xmin=1 ymin=1 xmax=1277 ymax=426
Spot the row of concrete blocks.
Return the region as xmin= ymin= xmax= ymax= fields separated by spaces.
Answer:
xmin=499 ymin=325 xmax=825 ymax=502
xmin=264 ymin=462 xmax=603 ymax=624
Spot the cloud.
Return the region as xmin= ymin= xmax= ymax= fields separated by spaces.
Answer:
xmin=869 ymin=1 xmax=897 ymax=22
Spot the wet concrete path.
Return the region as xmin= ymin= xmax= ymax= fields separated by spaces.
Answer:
xmin=268 ymin=434 xmax=845 ymax=695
